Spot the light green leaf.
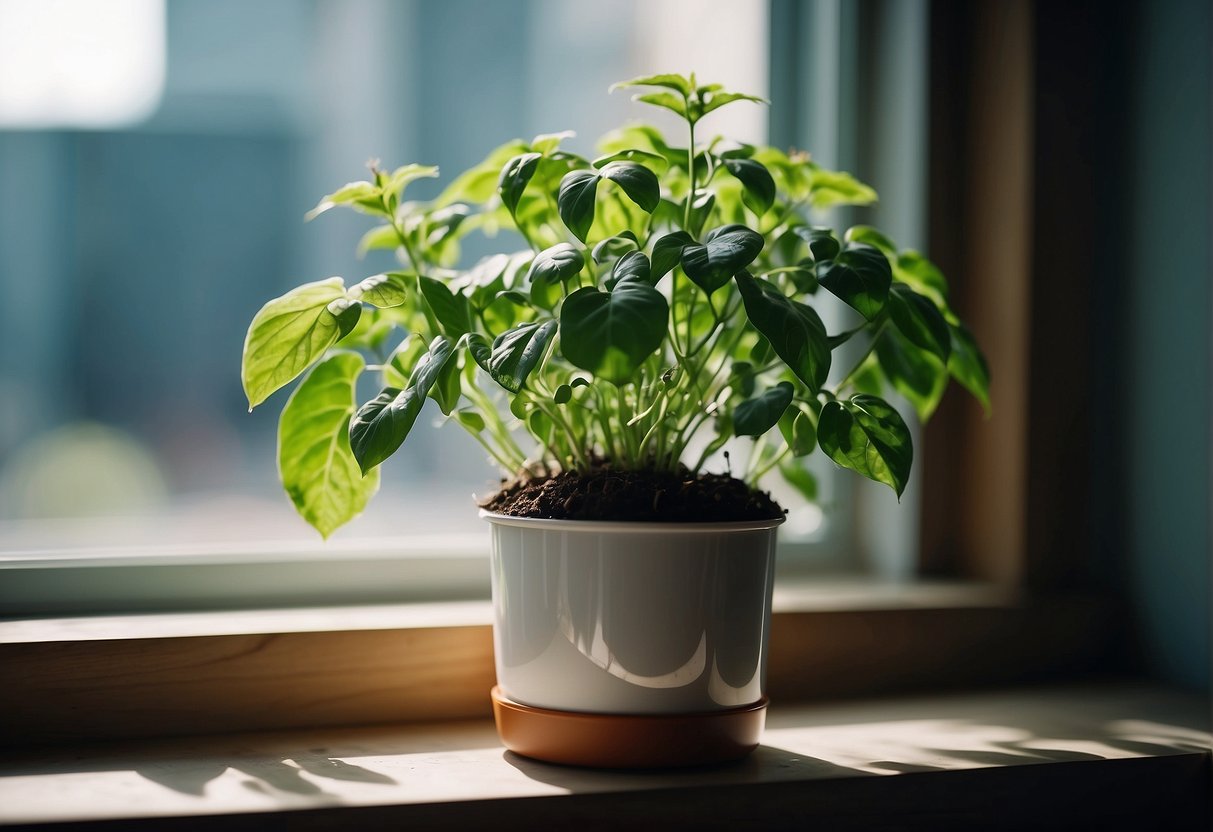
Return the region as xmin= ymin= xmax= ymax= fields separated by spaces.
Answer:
xmin=845 ymin=225 xmax=896 ymax=255
xmin=305 ymin=181 xmax=381 ymax=221
xmin=531 ymin=130 xmax=576 ymax=156
xmin=734 ymin=381 xmax=795 ymax=437
xmin=696 ymin=90 xmax=767 ymax=120
xmin=778 ymin=461 xmax=818 ymax=500
xmin=558 ymin=170 xmax=600 ymax=242
xmin=455 ymin=409 xmax=486 ymax=433
xmin=347 ymin=272 xmax=409 ymax=308
xmin=560 ymin=279 xmax=668 ymax=385
xmin=734 ymin=272 xmax=831 ymax=391
xmin=356 ymin=224 xmax=401 ymax=257
xmin=385 ymin=164 xmax=439 ymax=200
xmin=610 ymin=73 xmax=692 ymax=96
xmin=635 ymin=91 xmax=688 ymax=119
xmin=349 ymin=336 xmax=455 ymax=473
xmin=242 ymin=277 xmax=351 ymax=409
xmin=894 ymin=250 xmax=950 ymax=309
xmin=778 ymin=403 xmax=818 ymax=457
xmin=808 ymin=166 xmax=878 ymax=209
xmin=592 ymin=149 xmax=669 ymax=174
xmin=681 ymin=224 xmax=765 ymax=296
xmin=817 ymin=243 xmax=892 ymax=321
xmin=818 ymin=394 xmax=913 ymax=497
xmin=278 ymin=353 xmax=378 ymax=538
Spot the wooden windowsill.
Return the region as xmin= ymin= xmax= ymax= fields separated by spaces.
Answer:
xmin=2 ymin=682 xmax=1208 ymax=829
xmin=0 ymin=582 xmax=1110 ymax=747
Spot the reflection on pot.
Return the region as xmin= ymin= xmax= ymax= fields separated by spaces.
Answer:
xmin=485 ymin=514 xmax=780 ymax=715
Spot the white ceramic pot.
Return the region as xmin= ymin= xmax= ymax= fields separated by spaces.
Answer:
xmin=482 ymin=512 xmax=783 ymax=715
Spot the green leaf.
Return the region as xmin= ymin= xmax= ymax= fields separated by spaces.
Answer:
xmin=436 ymin=139 xmax=528 ymax=205
xmin=796 ymin=226 xmax=841 ymax=262
xmin=558 ymin=170 xmax=600 ymax=242
xmin=947 ymin=321 xmax=991 ymax=414
xmin=651 ymin=231 xmax=695 ymax=281
xmin=591 ymin=230 xmax=639 ymax=263
xmin=429 ymin=350 xmax=462 ymax=415
xmin=356 ymin=224 xmax=401 ymax=257
xmin=487 ymin=320 xmax=558 ymax=393
xmin=607 ymin=251 xmax=651 ymax=288
xmin=816 ymin=243 xmax=892 ymax=321
xmin=681 ymin=224 xmax=765 ymax=296
xmin=687 ymin=190 xmax=716 ymax=236
xmin=778 ymin=403 xmax=818 ymax=457
xmin=845 ymin=225 xmax=896 ymax=255
xmin=734 ymin=381 xmax=795 ymax=437
xmin=347 ymin=272 xmax=409 ymax=308
xmin=553 ymin=384 xmax=573 ymax=404
xmin=455 ymin=409 xmax=486 ymax=432
xmin=242 ymin=277 xmax=351 ymax=409
xmin=734 ymin=272 xmax=832 ymax=391
xmin=530 ymin=130 xmax=576 ymax=155
xmin=305 ymin=181 xmax=381 ymax=221
xmin=560 ymin=279 xmax=668 ymax=385
xmin=418 ymin=276 xmax=473 ymax=336
xmin=277 ymin=352 xmax=379 ymax=538
xmin=888 ymin=284 xmax=951 ymax=362
xmin=610 ymin=73 xmax=692 ymax=96
xmin=723 ymin=158 xmax=775 ymax=215
xmin=808 ymin=166 xmax=878 ymax=209
xmin=778 ymin=461 xmax=818 ymax=500
xmin=599 ymin=161 xmax=660 ymax=213
xmin=498 ymin=152 xmax=542 ymax=216
xmin=349 ymin=336 xmax=455 ymax=473
xmin=818 ymin=394 xmax=913 ymax=497
xmin=894 ymin=250 xmax=950 ymax=309
xmin=328 ymin=298 xmax=363 ymax=342
xmin=526 ymin=242 xmax=585 ymax=285
xmin=697 ymin=90 xmax=767 ymax=120
xmin=592 ymin=149 xmax=668 ymax=174
xmin=875 ymin=330 xmax=949 ymax=422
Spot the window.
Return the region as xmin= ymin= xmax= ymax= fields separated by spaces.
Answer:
xmin=0 ymin=0 xmax=932 ymax=614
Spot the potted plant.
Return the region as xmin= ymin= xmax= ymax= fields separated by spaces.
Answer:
xmin=241 ymin=73 xmax=990 ymax=768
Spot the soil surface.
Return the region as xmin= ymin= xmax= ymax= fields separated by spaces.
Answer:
xmin=481 ymin=465 xmax=785 ymax=522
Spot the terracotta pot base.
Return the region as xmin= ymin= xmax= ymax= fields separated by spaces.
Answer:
xmin=491 ymin=686 xmax=767 ymax=769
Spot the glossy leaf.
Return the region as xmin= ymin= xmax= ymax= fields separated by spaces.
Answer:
xmin=895 ymin=250 xmax=950 ymax=309
xmin=796 ymin=226 xmax=841 ymax=262
xmin=816 ymin=243 xmax=892 ymax=321
xmin=349 ymin=336 xmax=455 ymax=474
xmin=888 ymin=284 xmax=951 ymax=362
xmin=681 ymin=224 xmax=764 ymax=296
xmin=498 ymin=152 xmax=542 ymax=216
xmin=560 ymin=279 xmax=668 ymax=385
xmin=723 ymin=158 xmax=775 ymax=215
xmin=778 ymin=403 xmax=818 ymax=457
xmin=947 ymin=321 xmax=992 ymax=414
xmin=875 ymin=330 xmax=949 ymax=422
xmin=600 ymin=161 xmax=661 ymax=213
xmin=607 ymin=250 xmax=651 ymax=288
xmin=818 ymin=395 xmax=913 ymax=497
xmin=734 ymin=381 xmax=794 ymax=437
xmin=734 ymin=272 xmax=831 ymax=391
xmin=526 ymin=242 xmax=585 ymax=285
xmin=418 ymin=276 xmax=473 ymax=336
xmin=592 ymin=148 xmax=668 ymax=174
xmin=347 ymin=272 xmax=409 ymax=308
xmin=487 ymin=320 xmax=558 ymax=393
xmin=557 ymin=170 xmax=600 ymax=242
xmin=242 ymin=277 xmax=350 ymax=409
xmin=651 ymin=231 xmax=695 ymax=281
xmin=845 ymin=225 xmax=896 ymax=255
xmin=429 ymin=351 xmax=462 ymax=415
xmin=591 ymin=230 xmax=639 ymax=263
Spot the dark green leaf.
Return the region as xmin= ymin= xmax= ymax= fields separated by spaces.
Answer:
xmin=553 ymin=384 xmax=573 ymax=404
xmin=429 ymin=350 xmax=462 ymax=415
xmin=723 ymin=158 xmax=775 ymax=215
xmin=818 ymin=394 xmax=913 ymax=497
xmin=558 ymin=170 xmax=600 ymax=242
xmin=418 ymin=276 xmax=473 ymax=336
xmin=947 ymin=321 xmax=991 ymax=414
xmin=526 ymin=242 xmax=585 ymax=285
xmin=734 ymin=381 xmax=794 ymax=437
xmin=347 ymin=272 xmax=409 ymax=308
xmin=687 ymin=190 xmax=716 ymax=236
xmin=651 ymin=231 xmax=695 ymax=281
xmin=498 ymin=152 xmax=542 ymax=216
xmin=349 ymin=336 xmax=455 ymax=473
xmin=778 ymin=403 xmax=818 ymax=456
xmin=816 ymin=243 xmax=892 ymax=321
xmin=242 ymin=277 xmax=351 ymax=409
xmin=795 ymin=226 xmax=841 ymax=262
xmin=681 ymin=224 xmax=764 ymax=296
xmin=328 ymin=298 xmax=363 ymax=341
xmin=560 ymin=279 xmax=668 ymax=385
xmin=734 ymin=272 xmax=831 ymax=391
xmin=487 ymin=320 xmax=558 ymax=393
xmin=600 ymin=161 xmax=660 ymax=213
xmin=875 ymin=330 xmax=949 ymax=422
xmin=607 ymin=251 xmax=651 ymax=288
xmin=888 ymin=284 xmax=951 ymax=362
xmin=278 ymin=352 xmax=378 ymax=538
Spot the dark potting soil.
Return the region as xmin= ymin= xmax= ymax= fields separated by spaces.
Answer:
xmin=480 ymin=465 xmax=785 ymax=523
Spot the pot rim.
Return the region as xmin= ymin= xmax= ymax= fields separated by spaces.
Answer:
xmin=478 ymin=510 xmax=785 ymax=534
